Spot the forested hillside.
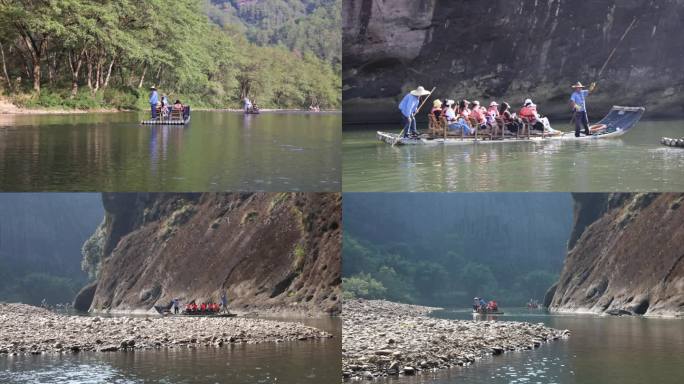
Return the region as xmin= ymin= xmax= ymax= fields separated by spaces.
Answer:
xmin=343 ymin=193 xmax=574 ymax=307
xmin=0 ymin=193 xmax=103 ymax=305
xmin=205 ymin=0 xmax=341 ymax=69
xmin=0 ymin=0 xmax=340 ymax=110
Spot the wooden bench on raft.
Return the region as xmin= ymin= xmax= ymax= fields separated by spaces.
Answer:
xmin=428 ymin=113 xmax=506 ymax=141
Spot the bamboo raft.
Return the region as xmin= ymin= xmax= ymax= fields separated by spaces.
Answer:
xmin=141 ymin=106 xmax=191 ymax=125
xmin=379 ymin=106 xmax=645 ymax=146
xmin=661 ymin=137 xmax=684 ymax=148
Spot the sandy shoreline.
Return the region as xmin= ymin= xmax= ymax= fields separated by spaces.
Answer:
xmin=342 ymin=299 xmax=569 ymax=381
xmin=0 ymin=303 xmax=332 ymax=356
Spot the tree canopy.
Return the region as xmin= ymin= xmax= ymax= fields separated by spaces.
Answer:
xmin=0 ymin=0 xmax=340 ymax=109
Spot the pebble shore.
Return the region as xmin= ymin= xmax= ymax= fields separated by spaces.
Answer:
xmin=0 ymin=303 xmax=332 ymax=356
xmin=342 ymin=299 xmax=569 ymax=381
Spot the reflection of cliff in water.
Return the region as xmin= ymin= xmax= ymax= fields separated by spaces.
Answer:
xmin=343 ymin=0 xmax=684 ymax=122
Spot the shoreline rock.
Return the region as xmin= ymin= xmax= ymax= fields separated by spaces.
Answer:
xmin=342 ymin=299 xmax=568 ymax=381
xmin=0 ymin=303 xmax=332 ymax=356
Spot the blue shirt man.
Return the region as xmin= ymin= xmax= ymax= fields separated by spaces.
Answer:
xmin=398 ymin=86 xmax=430 ymax=138
xmin=149 ymin=87 xmax=159 ymax=119
xmin=570 ymin=88 xmax=588 ymax=112
xmin=570 ymin=81 xmax=596 ymax=137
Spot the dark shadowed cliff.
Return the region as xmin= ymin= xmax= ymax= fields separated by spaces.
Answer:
xmin=548 ymin=193 xmax=684 ymax=317
xmin=343 ymin=0 xmax=684 ymax=124
xmin=78 ymin=193 xmax=341 ymax=315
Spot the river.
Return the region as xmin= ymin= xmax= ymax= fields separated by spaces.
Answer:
xmin=381 ymin=308 xmax=684 ymax=384
xmin=0 ymin=316 xmax=340 ymax=384
xmin=342 ymin=120 xmax=684 ymax=192
xmin=0 ymin=111 xmax=340 ymax=192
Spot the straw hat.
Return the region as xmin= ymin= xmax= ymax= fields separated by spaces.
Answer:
xmin=410 ymin=86 xmax=431 ymax=96
xmin=571 ymin=81 xmax=585 ymax=88
xmin=472 ymin=100 xmax=480 ymax=106
xmin=445 ymin=99 xmax=455 ymax=106
xmin=524 ymin=98 xmax=533 ymax=106
xmin=150 ymin=85 xmax=157 ymax=90
xmin=489 ymin=101 xmax=499 ymax=107
xmin=433 ymin=99 xmax=442 ymax=107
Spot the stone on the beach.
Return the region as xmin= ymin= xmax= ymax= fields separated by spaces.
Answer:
xmin=403 ymin=366 xmax=415 ymax=375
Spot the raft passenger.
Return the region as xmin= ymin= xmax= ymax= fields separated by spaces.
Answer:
xmin=430 ymin=99 xmax=443 ymax=118
xmin=470 ymin=101 xmax=487 ymax=130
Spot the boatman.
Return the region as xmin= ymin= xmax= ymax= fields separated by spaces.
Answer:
xmin=244 ymin=96 xmax=252 ymax=112
xmin=570 ymin=81 xmax=597 ymax=137
xmin=149 ymin=86 xmax=159 ymax=119
xmin=398 ymin=86 xmax=431 ymax=138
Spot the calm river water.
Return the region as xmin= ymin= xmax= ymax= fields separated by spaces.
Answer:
xmin=385 ymin=309 xmax=684 ymax=384
xmin=343 ymin=120 xmax=684 ymax=192
xmin=0 ymin=317 xmax=340 ymax=384
xmin=0 ymin=111 xmax=340 ymax=191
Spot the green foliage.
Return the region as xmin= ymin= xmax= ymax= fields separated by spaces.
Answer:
xmin=342 ymin=193 xmax=574 ymax=307
xmin=0 ymin=0 xmax=340 ymax=109
xmin=81 ymin=218 xmax=107 ymax=278
xmin=206 ymin=0 xmax=341 ymax=68
xmin=292 ymin=243 xmax=306 ymax=272
xmin=241 ymin=210 xmax=259 ymax=224
xmin=342 ymin=273 xmax=387 ymax=300
xmin=13 ymin=273 xmax=81 ymax=306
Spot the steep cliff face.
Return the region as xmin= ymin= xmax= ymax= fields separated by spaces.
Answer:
xmin=83 ymin=193 xmax=341 ymax=315
xmin=549 ymin=193 xmax=684 ymax=317
xmin=343 ymin=0 xmax=684 ymax=123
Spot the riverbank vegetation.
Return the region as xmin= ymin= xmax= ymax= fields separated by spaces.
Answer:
xmin=342 ymin=194 xmax=573 ymax=307
xmin=0 ymin=0 xmax=340 ymax=111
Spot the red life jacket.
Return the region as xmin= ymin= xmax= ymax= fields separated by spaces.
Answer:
xmin=519 ymin=106 xmax=537 ymax=122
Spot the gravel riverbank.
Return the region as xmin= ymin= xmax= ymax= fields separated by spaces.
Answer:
xmin=342 ymin=300 xmax=569 ymax=381
xmin=0 ymin=303 xmax=332 ymax=356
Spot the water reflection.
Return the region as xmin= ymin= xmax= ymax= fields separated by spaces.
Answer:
xmin=0 ymin=317 xmax=341 ymax=384
xmin=387 ymin=308 xmax=684 ymax=384
xmin=0 ymin=111 xmax=341 ymax=191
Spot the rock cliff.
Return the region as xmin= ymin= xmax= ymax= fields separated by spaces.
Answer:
xmin=78 ymin=193 xmax=341 ymax=315
xmin=548 ymin=193 xmax=684 ymax=317
xmin=343 ymin=0 xmax=684 ymax=124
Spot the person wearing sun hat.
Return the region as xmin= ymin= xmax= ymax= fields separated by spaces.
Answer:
xmin=570 ymin=81 xmax=597 ymax=137
xmin=149 ymin=85 xmax=159 ymax=119
xmin=430 ymin=99 xmax=443 ymax=118
xmin=398 ymin=86 xmax=431 ymax=138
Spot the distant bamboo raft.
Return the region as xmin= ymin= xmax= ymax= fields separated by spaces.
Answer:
xmin=661 ymin=137 xmax=684 ymax=148
xmin=141 ymin=106 xmax=191 ymax=125
xmin=140 ymin=116 xmax=190 ymax=125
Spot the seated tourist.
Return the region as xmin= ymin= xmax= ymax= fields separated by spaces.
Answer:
xmin=519 ymin=99 xmax=545 ymax=131
xmin=430 ymin=99 xmax=443 ymax=118
xmin=486 ymin=101 xmax=499 ymax=125
xmin=470 ymin=101 xmax=487 ymax=129
xmin=445 ymin=100 xmax=472 ymax=135
xmin=499 ymin=102 xmax=521 ymax=133
xmin=458 ymin=100 xmax=471 ymax=119
xmin=173 ymin=99 xmax=183 ymax=111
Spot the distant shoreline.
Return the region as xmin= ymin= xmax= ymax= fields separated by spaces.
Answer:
xmin=0 ymin=99 xmax=340 ymax=116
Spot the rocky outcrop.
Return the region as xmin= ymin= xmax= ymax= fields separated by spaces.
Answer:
xmin=343 ymin=0 xmax=684 ymax=124
xmin=0 ymin=303 xmax=331 ymax=356
xmin=549 ymin=193 xmax=684 ymax=317
xmin=72 ymin=282 xmax=97 ymax=312
xmin=81 ymin=193 xmax=341 ymax=316
xmin=342 ymin=300 xmax=568 ymax=380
